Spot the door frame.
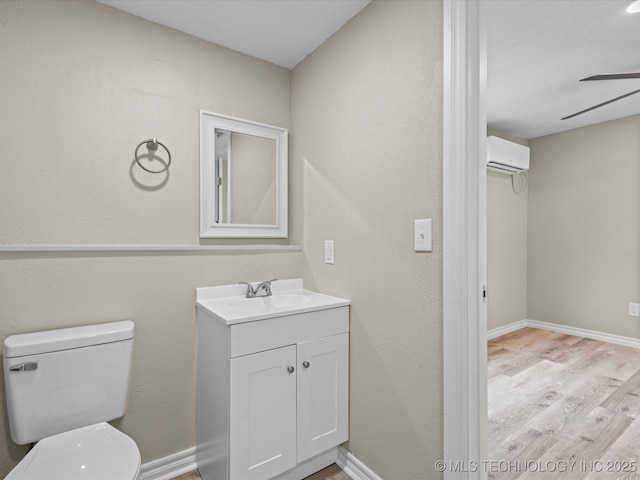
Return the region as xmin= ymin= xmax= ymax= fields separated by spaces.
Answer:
xmin=443 ymin=1 xmax=487 ymax=479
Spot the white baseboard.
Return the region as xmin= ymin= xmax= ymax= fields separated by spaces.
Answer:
xmin=140 ymin=447 xmax=197 ymax=480
xmin=139 ymin=446 xmax=381 ymax=480
xmin=486 ymin=319 xmax=528 ymax=340
xmin=337 ymin=446 xmax=383 ymax=480
xmin=488 ymin=319 xmax=640 ymax=350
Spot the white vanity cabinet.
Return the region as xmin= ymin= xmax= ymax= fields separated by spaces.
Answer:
xmin=229 ymin=332 xmax=349 ymax=479
xmin=195 ymin=280 xmax=349 ymax=480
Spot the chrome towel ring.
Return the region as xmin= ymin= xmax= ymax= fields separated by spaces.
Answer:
xmin=134 ymin=138 xmax=171 ymax=174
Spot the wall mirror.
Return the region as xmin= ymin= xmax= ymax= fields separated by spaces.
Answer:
xmin=200 ymin=110 xmax=288 ymax=238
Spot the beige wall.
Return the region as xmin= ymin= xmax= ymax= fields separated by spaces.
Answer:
xmin=528 ymin=115 xmax=640 ymax=337
xmin=487 ymin=172 xmax=528 ymax=330
xmin=487 ymin=132 xmax=529 ymax=331
xmin=291 ymin=1 xmax=444 ymax=478
xmin=0 ymin=0 xmax=302 ymax=475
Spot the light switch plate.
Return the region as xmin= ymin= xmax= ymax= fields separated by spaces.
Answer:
xmin=414 ymin=219 xmax=432 ymax=252
xmin=325 ymin=240 xmax=335 ymax=264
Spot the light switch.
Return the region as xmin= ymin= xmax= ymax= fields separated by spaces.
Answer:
xmin=414 ymin=219 xmax=432 ymax=252
xmin=325 ymin=240 xmax=335 ymax=264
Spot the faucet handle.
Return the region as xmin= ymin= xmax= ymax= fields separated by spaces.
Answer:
xmin=239 ymin=281 xmax=256 ymax=298
xmin=258 ymin=279 xmax=277 ymax=296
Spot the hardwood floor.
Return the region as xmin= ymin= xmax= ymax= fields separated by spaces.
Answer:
xmin=489 ymin=327 xmax=640 ymax=479
xmin=170 ymin=463 xmax=350 ymax=480
xmin=171 ymin=471 xmax=201 ymax=480
xmin=302 ymin=464 xmax=351 ymax=480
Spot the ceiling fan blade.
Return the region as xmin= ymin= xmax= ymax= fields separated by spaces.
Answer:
xmin=581 ymin=73 xmax=640 ymax=81
xmin=561 ymin=89 xmax=640 ymax=120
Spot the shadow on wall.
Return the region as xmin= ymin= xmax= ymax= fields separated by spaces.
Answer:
xmin=345 ymin=307 xmax=440 ymax=478
xmin=129 ymin=152 xmax=171 ymax=191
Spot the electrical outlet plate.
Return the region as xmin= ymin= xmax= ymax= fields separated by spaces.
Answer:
xmin=629 ymin=303 xmax=640 ymax=317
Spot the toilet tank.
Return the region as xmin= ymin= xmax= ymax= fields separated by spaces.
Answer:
xmin=2 ymin=320 xmax=134 ymax=445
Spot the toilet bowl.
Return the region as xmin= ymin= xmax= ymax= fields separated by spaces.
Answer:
xmin=3 ymin=321 xmax=141 ymax=480
xmin=6 ymin=423 xmax=140 ymax=480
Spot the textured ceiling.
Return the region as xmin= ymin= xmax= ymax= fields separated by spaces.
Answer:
xmin=487 ymin=0 xmax=640 ymax=139
xmin=97 ymin=0 xmax=371 ymax=69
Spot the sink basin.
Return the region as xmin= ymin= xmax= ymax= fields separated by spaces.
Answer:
xmin=196 ymin=279 xmax=350 ymax=325
xmin=228 ymin=292 xmax=313 ymax=310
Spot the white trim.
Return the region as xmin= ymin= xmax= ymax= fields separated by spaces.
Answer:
xmin=486 ymin=320 xmax=528 ymax=340
xmin=489 ymin=319 xmax=640 ymax=350
xmin=0 ymin=244 xmax=302 ymax=253
xmin=140 ymin=447 xmax=197 ymax=480
xmin=337 ymin=447 xmax=383 ymax=480
xmin=137 ymin=440 xmax=382 ymax=480
xmin=443 ymin=1 xmax=487 ymax=479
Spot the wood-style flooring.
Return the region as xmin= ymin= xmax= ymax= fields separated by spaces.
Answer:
xmin=489 ymin=327 xmax=640 ymax=479
xmin=171 ymin=463 xmax=350 ymax=480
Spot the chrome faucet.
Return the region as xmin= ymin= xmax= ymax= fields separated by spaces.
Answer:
xmin=239 ymin=279 xmax=277 ymax=298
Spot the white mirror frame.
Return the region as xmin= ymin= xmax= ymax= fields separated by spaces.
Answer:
xmin=199 ymin=110 xmax=288 ymax=238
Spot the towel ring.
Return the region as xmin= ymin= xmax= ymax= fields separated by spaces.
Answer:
xmin=134 ymin=138 xmax=171 ymax=174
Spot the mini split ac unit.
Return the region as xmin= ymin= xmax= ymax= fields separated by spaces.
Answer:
xmin=486 ymin=135 xmax=530 ymax=175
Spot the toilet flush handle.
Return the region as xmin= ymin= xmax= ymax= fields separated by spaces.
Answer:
xmin=9 ymin=362 xmax=38 ymax=372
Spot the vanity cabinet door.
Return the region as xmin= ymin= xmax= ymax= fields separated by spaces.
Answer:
xmin=296 ymin=333 xmax=349 ymax=463
xmin=230 ymin=345 xmax=297 ymax=480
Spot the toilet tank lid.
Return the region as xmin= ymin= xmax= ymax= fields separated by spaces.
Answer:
xmin=3 ymin=320 xmax=134 ymax=358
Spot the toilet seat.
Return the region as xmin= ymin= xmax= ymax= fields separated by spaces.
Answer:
xmin=6 ymin=422 xmax=141 ymax=480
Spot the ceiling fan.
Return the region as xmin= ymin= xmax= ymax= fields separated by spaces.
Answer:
xmin=561 ymin=72 xmax=640 ymax=120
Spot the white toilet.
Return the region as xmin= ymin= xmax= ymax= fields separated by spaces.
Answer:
xmin=2 ymin=320 xmax=141 ymax=480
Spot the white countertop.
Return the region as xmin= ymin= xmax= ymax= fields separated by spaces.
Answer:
xmin=196 ymin=279 xmax=350 ymax=325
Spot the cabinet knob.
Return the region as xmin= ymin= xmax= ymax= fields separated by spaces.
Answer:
xmin=287 ymin=366 xmax=295 ymax=374
xmin=302 ymin=361 xmax=310 ymax=369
